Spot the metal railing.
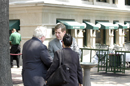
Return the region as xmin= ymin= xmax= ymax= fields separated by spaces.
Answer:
xmin=80 ymin=47 xmax=130 ymax=74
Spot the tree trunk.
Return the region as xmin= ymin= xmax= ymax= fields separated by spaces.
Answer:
xmin=0 ymin=0 xmax=13 ymax=86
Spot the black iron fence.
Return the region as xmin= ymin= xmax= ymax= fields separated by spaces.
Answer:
xmin=80 ymin=48 xmax=130 ymax=74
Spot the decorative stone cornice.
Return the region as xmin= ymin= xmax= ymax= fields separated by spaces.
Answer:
xmin=20 ymin=24 xmax=56 ymax=27
xmin=9 ymin=0 xmax=130 ymax=13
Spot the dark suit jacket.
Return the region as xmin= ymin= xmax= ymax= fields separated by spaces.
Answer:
xmin=22 ymin=37 xmax=53 ymax=86
xmin=48 ymin=38 xmax=81 ymax=58
xmin=46 ymin=48 xmax=83 ymax=86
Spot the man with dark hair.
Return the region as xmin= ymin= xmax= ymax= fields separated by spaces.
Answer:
xmin=48 ymin=23 xmax=81 ymax=58
xmin=9 ymin=28 xmax=21 ymax=68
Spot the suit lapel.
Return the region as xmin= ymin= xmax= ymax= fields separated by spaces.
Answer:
xmin=55 ymin=38 xmax=62 ymax=49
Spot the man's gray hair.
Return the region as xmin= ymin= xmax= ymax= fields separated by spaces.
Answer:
xmin=33 ymin=26 xmax=47 ymax=39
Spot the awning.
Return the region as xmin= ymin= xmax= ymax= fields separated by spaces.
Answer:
xmin=83 ymin=21 xmax=99 ymax=30
xmin=117 ymin=23 xmax=127 ymax=29
xmin=9 ymin=20 xmax=20 ymax=30
xmin=96 ymin=21 xmax=118 ymax=29
xmin=124 ymin=21 xmax=130 ymax=28
xmin=57 ymin=20 xmax=85 ymax=29
xmin=114 ymin=21 xmax=127 ymax=29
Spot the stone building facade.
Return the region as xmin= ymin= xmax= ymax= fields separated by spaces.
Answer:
xmin=9 ymin=0 xmax=130 ymax=49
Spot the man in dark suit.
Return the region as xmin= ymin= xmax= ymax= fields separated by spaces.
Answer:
xmin=48 ymin=23 xmax=81 ymax=58
xmin=22 ymin=26 xmax=53 ymax=86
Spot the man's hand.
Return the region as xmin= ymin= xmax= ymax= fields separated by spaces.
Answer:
xmin=79 ymin=84 xmax=83 ymax=86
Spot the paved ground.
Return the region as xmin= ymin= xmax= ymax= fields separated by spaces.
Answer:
xmin=11 ymin=66 xmax=130 ymax=86
xmin=11 ymin=66 xmax=23 ymax=86
xmin=90 ymin=68 xmax=130 ymax=86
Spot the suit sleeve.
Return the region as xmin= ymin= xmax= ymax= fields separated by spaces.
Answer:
xmin=72 ymin=38 xmax=82 ymax=58
xmin=45 ymin=52 xmax=59 ymax=80
xmin=77 ymin=56 xmax=83 ymax=84
xmin=48 ymin=42 xmax=54 ymax=58
xmin=40 ymin=45 xmax=53 ymax=68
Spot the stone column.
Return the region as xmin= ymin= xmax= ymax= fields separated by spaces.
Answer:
xmin=116 ymin=0 xmax=125 ymax=6
xmin=121 ymin=29 xmax=125 ymax=47
xmin=108 ymin=0 xmax=112 ymax=4
xmin=0 ymin=0 xmax=13 ymax=86
xmin=116 ymin=29 xmax=124 ymax=47
xmin=106 ymin=29 xmax=114 ymax=48
xmin=90 ymin=29 xmax=96 ymax=48
xmin=87 ymin=29 xmax=96 ymax=48
xmin=77 ymin=29 xmax=84 ymax=48
xmin=115 ymin=30 xmax=119 ymax=45
xmin=92 ymin=0 xmax=96 ymax=5
xmin=109 ymin=29 xmax=114 ymax=48
xmin=87 ymin=29 xmax=90 ymax=47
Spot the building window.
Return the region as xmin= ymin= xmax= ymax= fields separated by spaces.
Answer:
xmin=82 ymin=0 xmax=89 ymax=1
xmin=125 ymin=0 xmax=130 ymax=5
xmin=52 ymin=28 xmax=55 ymax=35
xmin=96 ymin=0 xmax=107 ymax=2
xmin=113 ymin=0 xmax=115 ymax=4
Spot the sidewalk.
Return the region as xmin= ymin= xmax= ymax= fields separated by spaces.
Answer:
xmin=11 ymin=66 xmax=130 ymax=86
xmin=11 ymin=66 xmax=23 ymax=86
xmin=90 ymin=67 xmax=130 ymax=86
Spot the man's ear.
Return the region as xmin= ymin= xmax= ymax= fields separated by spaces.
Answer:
xmin=64 ymin=30 xmax=66 ymax=34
